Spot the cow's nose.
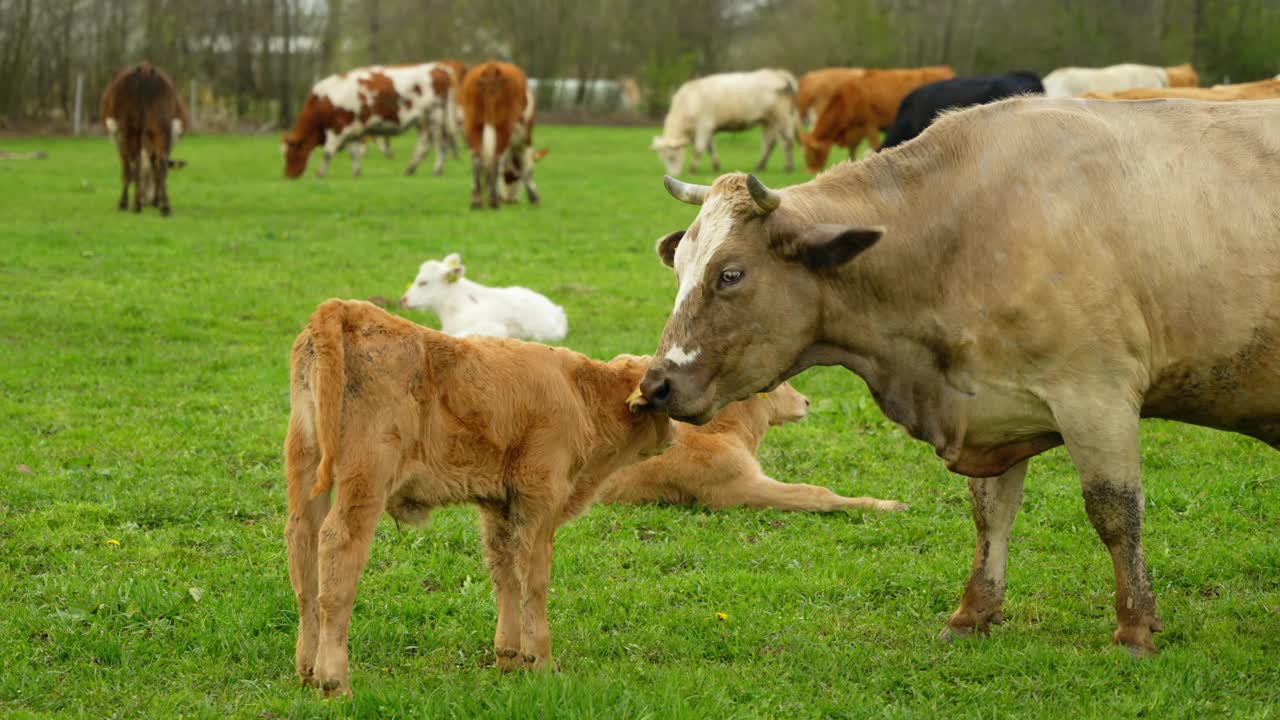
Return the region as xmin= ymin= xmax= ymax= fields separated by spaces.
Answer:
xmin=398 ymin=296 xmax=409 ymax=308
xmin=639 ymin=370 xmax=672 ymax=409
xmin=804 ymin=398 xmax=811 ymax=408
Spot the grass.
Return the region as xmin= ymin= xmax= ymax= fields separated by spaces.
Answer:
xmin=1 ymin=126 xmax=1278 ymax=719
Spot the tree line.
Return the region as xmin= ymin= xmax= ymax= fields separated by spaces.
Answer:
xmin=1 ymin=0 xmax=1276 ymax=128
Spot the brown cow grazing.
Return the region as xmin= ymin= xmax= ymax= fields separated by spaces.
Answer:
xmin=635 ymin=97 xmax=1280 ymax=657
xmin=100 ymin=63 xmax=187 ymax=215
xmin=281 ymin=63 xmax=452 ymax=179
xmin=795 ymin=67 xmax=865 ymax=128
xmin=601 ymin=382 xmax=903 ymax=512
xmin=1085 ymin=78 xmax=1280 ymax=101
xmin=284 ymin=300 xmax=671 ymax=696
xmin=457 ymin=61 xmax=540 ymax=209
xmin=798 ymin=66 xmax=955 ymax=172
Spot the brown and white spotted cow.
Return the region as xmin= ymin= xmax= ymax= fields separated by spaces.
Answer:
xmin=99 ymin=62 xmax=188 ymax=215
xmin=281 ymin=63 xmax=454 ymax=179
xmin=633 ymin=97 xmax=1280 ymax=656
xmin=457 ymin=61 xmax=540 ymax=209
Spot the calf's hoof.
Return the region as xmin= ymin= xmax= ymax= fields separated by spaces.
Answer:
xmin=1113 ymin=617 xmax=1162 ymax=657
xmin=875 ymin=500 xmax=906 ymax=512
xmin=495 ymin=648 xmax=522 ymax=672
xmin=940 ymin=609 xmax=1004 ymax=642
xmin=320 ymin=677 xmax=352 ymax=699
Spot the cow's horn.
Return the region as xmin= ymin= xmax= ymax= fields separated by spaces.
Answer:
xmin=664 ymin=176 xmax=709 ymax=206
xmin=746 ymin=174 xmax=782 ymax=214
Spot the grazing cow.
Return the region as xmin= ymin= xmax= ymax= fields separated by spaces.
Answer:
xmin=281 ymin=63 xmax=452 ymax=179
xmin=457 ymin=61 xmax=541 ymax=209
xmin=882 ymin=72 xmax=1043 ymax=149
xmin=634 ymin=97 xmax=1280 ymax=657
xmin=795 ymin=67 xmax=865 ymax=128
xmin=601 ymin=382 xmax=903 ymax=512
xmin=99 ymin=62 xmax=187 ymax=215
xmin=399 ymin=252 xmax=568 ymax=340
xmin=798 ymin=66 xmax=955 ymax=172
xmin=650 ymin=69 xmax=799 ymax=176
xmin=1042 ymin=62 xmax=1184 ymax=98
xmin=285 ymin=300 xmax=672 ymax=696
xmin=1084 ymin=78 xmax=1280 ymax=101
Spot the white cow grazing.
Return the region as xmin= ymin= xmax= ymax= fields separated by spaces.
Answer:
xmin=651 ymin=69 xmax=798 ymax=176
xmin=1042 ymin=63 xmax=1169 ymax=98
xmin=399 ymin=253 xmax=568 ymax=341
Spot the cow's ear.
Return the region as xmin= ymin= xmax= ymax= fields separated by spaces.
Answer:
xmin=777 ymin=224 xmax=883 ymax=270
xmin=655 ymin=230 xmax=685 ymax=268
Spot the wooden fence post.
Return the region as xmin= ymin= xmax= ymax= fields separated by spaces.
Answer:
xmin=73 ymin=74 xmax=84 ymax=136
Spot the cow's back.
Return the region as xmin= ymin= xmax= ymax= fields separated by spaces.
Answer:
xmin=887 ymin=98 xmax=1280 ymax=430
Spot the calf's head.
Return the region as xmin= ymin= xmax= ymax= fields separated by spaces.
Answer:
xmin=650 ymin=137 xmax=687 ymax=176
xmin=637 ymin=173 xmax=882 ymax=424
xmin=763 ymin=382 xmax=809 ymax=426
xmin=400 ymin=253 xmax=465 ymax=310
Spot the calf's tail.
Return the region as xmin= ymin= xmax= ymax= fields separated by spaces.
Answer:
xmin=308 ymin=300 xmax=348 ymax=499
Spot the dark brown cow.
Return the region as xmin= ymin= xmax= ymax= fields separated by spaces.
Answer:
xmin=457 ymin=61 xmax=540 ymax=209
xmin=100 ymin=63 xmax=187 ymax=215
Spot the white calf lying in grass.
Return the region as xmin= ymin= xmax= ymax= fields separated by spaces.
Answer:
xmin=400 ymin=253 xmax=569 ymax=340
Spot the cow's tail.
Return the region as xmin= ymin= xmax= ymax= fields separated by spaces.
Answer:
xmin=479 ymin=64 xmax=508 ymax=166
xmin=308 ymin=300 xmax=348 ymax=499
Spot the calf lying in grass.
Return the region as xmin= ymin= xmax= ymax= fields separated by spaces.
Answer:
xmin=602 ymin=383 xmax=903 ymax=512
xmin=284 ymin=300 xmax=672 ymax=697
xmin=400 ymin=253 xmax=568 ymax=341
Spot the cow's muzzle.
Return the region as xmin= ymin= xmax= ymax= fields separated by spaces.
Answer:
xmin=636 ymin=362 xmax=714 ymax=425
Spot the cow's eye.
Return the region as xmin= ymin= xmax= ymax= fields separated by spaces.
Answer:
xmin=718 ymin=269 xmax=743 ymax=288
xmin=417 ymin=281 xmax=428 ymax=287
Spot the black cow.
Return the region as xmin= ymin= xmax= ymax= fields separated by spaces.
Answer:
xmin=882 ymin=72 xmax=1043 ymax=149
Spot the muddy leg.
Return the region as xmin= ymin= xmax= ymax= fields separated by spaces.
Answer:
xmin=942 ymin=460 xmax=1028 ymax=641
xmin=1056 ymin=402 xmax=1160 ymax=655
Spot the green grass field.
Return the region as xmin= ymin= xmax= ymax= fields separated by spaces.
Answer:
xmin=2 ymin=127 xmax=1278 ymax=719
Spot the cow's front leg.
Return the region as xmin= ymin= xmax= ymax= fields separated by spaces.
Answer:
xmin=942 ymin=460 xmax=1027 ymax=641
xmin=404 ymin=126 xmax=434 ymax=176
xmin=313 ymin=459 xmax=388 ymax=697
xmin=480 ymin=506 xmax=523 ymax=671
xmin=690 ymin=124 xmax=713 ymax=174
xmin=1057 ymin=401 xmax=1161 ymax=655
xmin=316 ymin=132 xmax=343 ymax=178
xmin=520 ymin=146 xmax=541 ymax=205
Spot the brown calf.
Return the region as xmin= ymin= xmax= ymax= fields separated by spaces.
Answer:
xmin=799 ymin=66 xmax=955 ymax=172
xmin=100 ymin=63 xmax=187 ymax=215
xmin=284 ymin=300 xmax=671 ymax=696
xmin=458 ymin=61 xmax=540 ymax=208
xmin=604 ymin=382 xmax=903 ymax=512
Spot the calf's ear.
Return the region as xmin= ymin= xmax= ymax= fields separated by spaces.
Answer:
xmin=777 ymin=224 xmax=883 ymax=270
xmin=445 ymin=265 xmax=464 ymax=284
xmin=655 ymin=230 xmax=685 ymax=268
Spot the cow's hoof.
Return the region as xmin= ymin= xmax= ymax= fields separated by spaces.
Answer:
xmin=522 ymin=653 xmax=559 ymax=672
xmin=299 ymin=668 xmax=319 ymax=688
xmin=432 ymin=169 xmax=443 ymax=177
xmin=940 ymin=612 xmax=1002 ymax=643
xmin=495 ymin=648 xmax=521 ymax=672
xmin=470 ymin=201 xmax=482 ymax=210
xmin=319 ymin=677 xmax=352 ymax=698
xmin=1113 ymin=619 xmax=1161 ymax=657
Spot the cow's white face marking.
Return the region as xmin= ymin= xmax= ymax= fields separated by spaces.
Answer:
xmin=672 ymin=195 xmax=733 ymax=313
xmin=665 ymin=345 xmax=700 ymax=366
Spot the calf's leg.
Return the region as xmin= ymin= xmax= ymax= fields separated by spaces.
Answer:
xmin=942 ymin=460 xmax=1027 ymax=641
xmin=707 ymin=469 xmax=903 ymax=513
xmin=284 ymin=425 xmax=328 ymax=686
xmin=312 ymin=452 xmax=391 ymax=696
xmin=517 ymin=521 xmax=558 ymax=670
xmin=480 ymin=506 xmax=524 ymax=670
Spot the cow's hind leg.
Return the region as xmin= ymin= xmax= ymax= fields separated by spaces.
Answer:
xmin=1056 ymin=401 xmax=1160 ymax=655
xmin=755 ymin=128 xmax=778 ymax=171
xmin=348 ymin=142 xmax=367 ymax=178
xmin=707 ymin=136 xmax=721 ymax=173
xmin=284 ymin=421 xmax=328 ymax=686
xmin=404 ymin=125 xmax=435 ymax=176
xmin=942 ymin=459 xmax=1027 ymax=642
xmin=480 ymin=506 xmax=523 ymax=671
xmin=470 ymin=153 xmax=484 ymax=209
xmin=117 ymin=148 xmax=132 ymax=211
xmin=520 ymin=146 xmax=540 ymax=205
xmin=313 ymin=449 xmax=392 ymax=697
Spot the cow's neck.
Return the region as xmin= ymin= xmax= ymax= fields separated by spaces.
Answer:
xmin=786 ymin=152 xmax=974 ymax=461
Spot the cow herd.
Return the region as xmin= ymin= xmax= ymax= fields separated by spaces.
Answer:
xmin=93 ymin=55 xmax=1280 ymax=700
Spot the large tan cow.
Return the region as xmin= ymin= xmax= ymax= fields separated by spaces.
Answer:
xmin=600 ymin=382 xmax=903 ymax=512
xmin=798 ymin=66 xmax=955 ymax=172
xmin=633 ymin=97 xmax=1280 ymax=657
xmin=284 ymin=300 xmax=671 ymax=696
xmin=795 ymin=67 xmax=865 ymax=128
xmin=1085 ymin=78 xmax=1280 ymax=101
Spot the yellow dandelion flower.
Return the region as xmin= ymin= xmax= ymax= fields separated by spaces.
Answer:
xmin=105 ymin=539 xmax=121 ymax=547
xmin=715 ymin=612 xmax=728 ymax=621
